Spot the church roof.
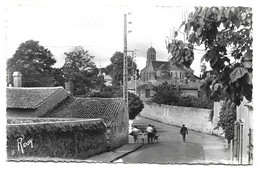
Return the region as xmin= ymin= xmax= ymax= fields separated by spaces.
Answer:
xmin=151 ymin=61 xmax=169 ymax=70
xmin=169 ymin=64 xmax=186 ymax=72
xmin=147 ymin=46 xmax=156 ymax=53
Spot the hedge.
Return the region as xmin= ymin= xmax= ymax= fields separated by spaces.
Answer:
xmin=6 ymin=118 xmax=107 ymax=160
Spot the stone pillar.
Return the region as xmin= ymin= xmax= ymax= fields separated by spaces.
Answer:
xmin=13 ymin=71 xmax=22 ymax=87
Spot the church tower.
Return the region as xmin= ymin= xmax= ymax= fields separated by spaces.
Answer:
xmin=146 ymin=46 xmax=156 ymax=65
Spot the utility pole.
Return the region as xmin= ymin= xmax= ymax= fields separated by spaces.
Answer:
xmin=123 ymin=13 xmax=128 ymax=107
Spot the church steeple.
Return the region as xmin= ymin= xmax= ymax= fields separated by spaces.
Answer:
xmin=146 ymin=46 xmax=156 ymax=65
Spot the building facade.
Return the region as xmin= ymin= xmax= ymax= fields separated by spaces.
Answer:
xmin=138 ymin=47 xmax=201 ymax=101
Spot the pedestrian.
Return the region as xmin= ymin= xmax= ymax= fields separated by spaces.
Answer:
xmin=146 ymin=124 xmax=154 ymax=144
xmin=152 ymin=125 xmax=157 ymax=142
xmin=132 ymin=126 xmax=140 ymax=143
xmin=140 ymin=130 xmax=146 ymax=145
xmin=180 ymin=124 xmax=188 ymax=142
xmin=152 ymin=125 xmax=159 ymax=142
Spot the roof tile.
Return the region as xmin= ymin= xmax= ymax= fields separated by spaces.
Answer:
xmin=6 ymin=87 xmax=65 ymax=109
xmin=44 ymin=97 xmax=124 ymax=126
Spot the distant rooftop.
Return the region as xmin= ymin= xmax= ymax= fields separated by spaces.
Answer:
xmin=6 ymin=87 xmax=67 ymax=109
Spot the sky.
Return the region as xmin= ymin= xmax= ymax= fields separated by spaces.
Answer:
xmin=4 ymin=0 xmax=207 ymax=76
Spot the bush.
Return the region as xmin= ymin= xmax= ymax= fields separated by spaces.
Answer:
xmin=151 ymin=82 xmax=181 ymax=105
xmin=128 ymin=92 xmax=144 ymax=120
xmin=177 ymin=95 xmax=214 ymax=109
xmin=217 ymin=101 xmax=236 ymax=141
xmin=151 ymin=82 xmax=213 ymax=109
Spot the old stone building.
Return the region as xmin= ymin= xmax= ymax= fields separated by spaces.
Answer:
xmin=6 ymin=72 xmax=129 ymax=152
xmin=42 ymin=97 xmax=129 ymax=151
xmin=138 ymin=47 xmax=200 ymax=101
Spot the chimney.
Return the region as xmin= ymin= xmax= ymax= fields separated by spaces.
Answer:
xmin=65 ymin=81 xmax=74 ymax=95
xmin=13 ymin=71 xmax=22 ymax=87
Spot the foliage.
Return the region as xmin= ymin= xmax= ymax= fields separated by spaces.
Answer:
xmin=128 ymin=92 xmax=144 ymax=120
xmin=151 ymin=82 xmax=181 ymax=105
xmin=151 ymin=82 xmax=213 ymax=109
xmin=177 ymin=95 xmax=214 ymax=109
xmin=7 ymin=40 xmax=57 ymax=87
xmin=50 ymin=68 xmax=66 ymax=87
xmin=217 ymin=101 xmax=236 ymax=141
xmin=62 ymin=46 xmax=99 ymax=95
xmin=105 ymin=51 xmax=137 ymax=86
xmin=182 ymin=7 xmax=253 ymax=106
xmin=166 ymin=39 xmax=194 ymax=68
xmin=90 ymin=87 xmax=144 ymax=120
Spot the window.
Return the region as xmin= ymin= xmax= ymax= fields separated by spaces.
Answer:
xmin=145 ymin=89 xmax=150 ymax=97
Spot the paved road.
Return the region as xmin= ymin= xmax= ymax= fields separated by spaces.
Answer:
xmin=116 ymin=116 xmax=229 ymax=164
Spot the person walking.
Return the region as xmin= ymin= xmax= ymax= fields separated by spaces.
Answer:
xmin=132 ymin=126 xmax=140 ymax=143
xmin=180 ymin=124 xmax=188 ymax=142
xmin=140 ymin=130 xmax=146 ymax=145
xmin=146 ymin=124 xmax=154 ymax=144
xmin=152 ymin=125 xmax=157 ymax=142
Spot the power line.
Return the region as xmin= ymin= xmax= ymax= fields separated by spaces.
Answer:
xmin=44 ymin=45 xmax=101 ymax=48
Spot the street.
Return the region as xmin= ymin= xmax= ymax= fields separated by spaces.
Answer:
xmin=116 ymin=116 xmax=230 ymax=164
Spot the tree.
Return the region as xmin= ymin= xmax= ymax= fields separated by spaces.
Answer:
xmin=151 ymin=82 xmax=181 ymax=105
xmin=50 ymin=68 xmax=66 ymax=87
xmin=171 ymin=7 xmax=252 ymax=106
xmin=166 ymin=39 xmax=194 ymax=68
xmin=62 ymin=46 xmax=98 ymax=95
xmin=105 ymin=51 xmax=137 ymax=86
xmin=128 ymin=92 xmax=144 ymax=120
xmin=151 ymin=82 xmax=213 ymax=109
xmin=7 ymin=40 xmax=57 ymax=87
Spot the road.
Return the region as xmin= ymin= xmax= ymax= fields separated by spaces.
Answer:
xmin=116 ymin=116 xmax=230 ymax=164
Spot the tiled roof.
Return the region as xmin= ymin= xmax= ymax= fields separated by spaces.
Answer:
xmin=44 ymin=97 xmax=124 ymax=126
xmin=189 ymin=74 xmax=199 ymax=81
xmin=179 ymin=84 xmax=199 ymax=90
xmin=169 ymin=64 xmax=186 ymax=72
xmin=151 ymin=61 xmax=169 ymax=70
xmin=137 ymin=82 xmax=154 ymax=89
xmin=6 ymin=87 xmax=66 ymax=109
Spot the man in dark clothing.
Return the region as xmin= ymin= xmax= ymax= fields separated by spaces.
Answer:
xmin=180 ymin=124 xmax=188 ymax=142
xmin=152 ymin=125 xmax=157 ymax=142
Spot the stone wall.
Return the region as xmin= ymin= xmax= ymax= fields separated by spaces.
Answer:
xmin=140 ymin=102 xmax=215 ymax=134
xmin=6 ymin=118 xmax=107 ymax=160
xmin=108 ymin=104 xmax=129 ymax=150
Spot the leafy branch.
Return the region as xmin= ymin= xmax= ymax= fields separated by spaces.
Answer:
xmin=182 ymin=6 xmax=253 ymax=106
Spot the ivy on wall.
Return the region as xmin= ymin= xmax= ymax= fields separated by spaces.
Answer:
xmin=217 ymin=101 xmax=236 ymax=141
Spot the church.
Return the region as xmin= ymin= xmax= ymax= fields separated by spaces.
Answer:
xmin=136 ymin=46 xmax=201 ymax=101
